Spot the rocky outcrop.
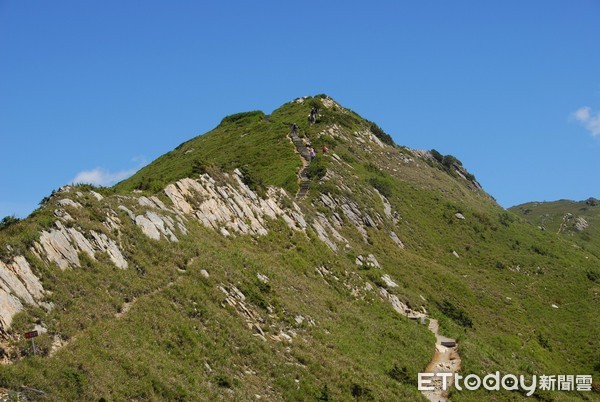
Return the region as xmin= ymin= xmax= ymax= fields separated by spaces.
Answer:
xmin=314 ymin=212 xmax=349 ymax=252
xmin=381 ymin=274 xmax=398 ymax=288
xmin=163 ymin=171 xmax=306 ymax=237
xmin=352 ymin=128 xmax=387 ymax=152
xmin=355 ymin=254 xmax=381 ymax=268
xmin=379 ymin=287 xmax=424 ymax=320
xmin=558 ymin=213 xmax=573 ymax=234
xmin=310 ymin=186 xmax=410 ymax=252
xmin=135 ymin=212 xmax=179 ymax=242
xmin=376 ymin=190 xmax=393 ymax=220
xmin=321 ymin=97 xmax=336 ymax=108
xmin=56 ymin=198 xmax=82 ymax=208
xmin=33 ymin=221 xmax=127 ymax=270
xmin=0 ymin=256 xmax=46 ymax=328
xmin=574 ymin=217 xmax=589 ymax=232
xmin=117 ymin=196 xmax=187 ymax=242
xmin=33 ymin=222 xmax=90 ymax=269
xmin=90 ymin=191 xmax=104 ymax=201
xmin=103 ymin=210 xmax=122 ymax=232
xmin=53 ymin=208 xmax=74 ymax=222
xmin=314 ymin=193 xmax=383 ymax=248
xmin=137 ymin=195 xmax=170 ymax=211
xmin=389 ymin=231 xmax=405 ymax=249
xmin=219 ymin=284 xmax=266 ymax=340
xmin=89 ymin=231 xmax=128 ymax=269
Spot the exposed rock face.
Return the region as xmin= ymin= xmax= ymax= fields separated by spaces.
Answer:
xmin=0 ymin=256 xmax=45 ymax=328
xmin=135 ymin=215 xmax=162 ymax=240
xmin=368 ymin=129 xmax=386 ymax=148
xmin=116 ymin=196 xmax=187 ymax=242
xmin=389 ymin=231 xmax=405 ymax=249
xmin=257 ymin=273 xmax=269 ymax=283
xmin=312 ymin=212 xmax=348 ymax=252
xmin=574 ymin=217 xmax=589 ymax=232
xmin=163 ymin=170 xmax=305 ymax=237
xmin=135 ymin=212 xmax=179 ymax=242
xmin=34 ymin=221 xmax=90 ymax=269
xmin=303 ymin=176 xmax=411 ymax=252
xmin=318 ymin=193 xmax=375 ymax=243
xmin=558 ymin=213 xmax=573 ymax=234
xmin=90 ymin=191 xmax=104 ymax=201
xmin=103 ymin=210 xmax=122 ymax=232
xmin=355 ymin=254 xmax=381 ymax=268
xmin=89 ymin=231 xmax=128 ymax=269
xmin=1 ymin=189 xmax=137 ymax=329
xmin=314 ymin=191 xmax=406 ymax=251
xmin=56 ymin=198 xmax=82 ymax=208
xmin=379 ymin=287 xmax=424 ymax=319
xmin=33 ymin=221 xmax=127 ymax=270
xmin=219 ymin=284 xmax=266 ymax=340
xmin=381 ymin=274 xmax=398 ymax=288
xmin=54 ymin=208 xmax=74 ymax=222
xmin=3 ymin=156 xmax=413 ymax=335
xmin=320 ymin=97 xmax=337 ymax=108
xmin=366 ymin=254 xmax=380 ymax=268
xmin=376 ymin=190 xmax=393 ymax=220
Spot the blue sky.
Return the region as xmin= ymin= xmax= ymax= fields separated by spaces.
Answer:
xmin=1 ymin=1 xmax=599 ymax=218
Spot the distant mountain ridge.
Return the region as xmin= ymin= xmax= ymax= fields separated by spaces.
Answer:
xmin=510 ymin=197 xmax=600 ymax=258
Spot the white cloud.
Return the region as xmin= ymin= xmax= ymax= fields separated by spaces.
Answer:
xmin=573 ymin=106 xmax=590 ymax=121
xmin=72 ymin=167 xmax=137 ymax=186
xmin=571 ymin=106 xmax=600 ymax=137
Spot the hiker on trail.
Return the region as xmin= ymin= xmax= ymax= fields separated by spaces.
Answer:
xmin=322 ymin=145 xmax=328 ymax=155
xmin=308 ymin=107 xmax=318 ymax=125
xmin=309 ymin=147 xmax=316 ymax=161
xmin=290 ymin=123 xmax=299 ymax=135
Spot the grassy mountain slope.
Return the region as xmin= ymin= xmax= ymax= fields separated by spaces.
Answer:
xmin=510 ymin=198 xmax=600 ymax=258
xmin=0 ymin=96 xmax=598 ymax=401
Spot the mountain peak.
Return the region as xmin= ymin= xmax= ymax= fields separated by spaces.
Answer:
xmin=115 ymin=94 xmax=483 ymax=204
xmin=2 ymin=95 xmax=596 ymax=400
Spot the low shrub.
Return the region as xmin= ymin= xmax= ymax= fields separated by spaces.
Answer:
xmin=219 ymin=111 xmax=265 ymax=126
xmin=306 ymin=157 xmax=327 ymax=180
xmin=437 ymin=300 xmax=473 ymax=328
xmin=369 ymin=122 xmax=394 ymax=146
xmin=0 ymin=215 xmax=20 ymax=230
xmin=369 ymin=176 xmax=393 ymax=198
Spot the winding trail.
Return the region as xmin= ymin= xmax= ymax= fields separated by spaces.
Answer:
xmin=288 ymin=127 xmax=312 ymax=199
xmin=421 ymin=319 xmax=462 ymax=402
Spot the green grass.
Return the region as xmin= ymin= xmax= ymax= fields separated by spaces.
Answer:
xmin=1 ymin=96 xmax=599 ymax=401
xmin=510 ymin=198 xmax=600 ymax=259
xmin=1 ymin=206 xmax=433 ymax=401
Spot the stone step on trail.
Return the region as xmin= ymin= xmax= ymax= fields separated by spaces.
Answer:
xmin=289 ymin=127 xmax=312 ymax=199
xmin=297 ymin=179 xmax=310 ymax=199
xmin=293 ymin=140 xmax=311 ymax=161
